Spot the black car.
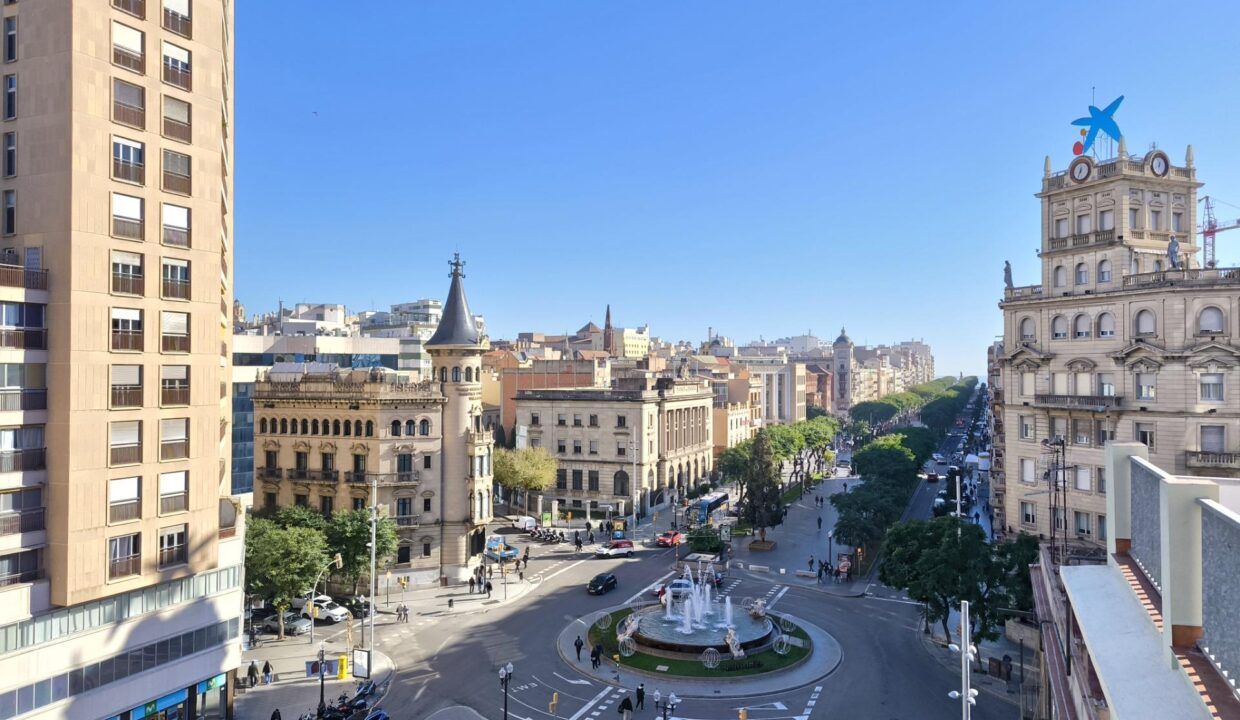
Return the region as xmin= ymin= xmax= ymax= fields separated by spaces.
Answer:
xmin=587 ymin=573 xmax=618 ymax=595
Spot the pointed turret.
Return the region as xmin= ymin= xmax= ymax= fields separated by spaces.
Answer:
xmin=426 ymin=253 xmax=481 ymax=348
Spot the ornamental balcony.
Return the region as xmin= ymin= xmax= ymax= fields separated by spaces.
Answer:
xmin=1185 ymin=450 xmax=1240 ymax=471
xmin=1032 ymin=394 xmax=1123 ymax=411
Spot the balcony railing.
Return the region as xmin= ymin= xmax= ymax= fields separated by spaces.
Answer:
xmin=162 ymin=279 xmax=190 ymax=300
xmin=161 ymin=333 xmax=189 ymax=353
xmin=112 ymin=100 xmax=145 ymax=130
xmin=1185 ymin=450 xmax=1240 ymax=470
xmin=112 ymin=0 xmax=144 ymax=18
xmin=0 ymin=568 xmax=43 ymax=587
xmin=0 ymin=389 xmax=46 ymax=411
xmin=162 ymin=63 xmax=192 ymax=91
xmin=0 ymin=508 xmax=44 ymax=536
xmin=1123 ymin=266 xmax=1240 ymax=291
xmin=307 ymin=469 xmax=338 ymax=482
xmin=163 ymin=225 xmax=190 ymax=248
xmin=110 ymin=385 xmax=143 ymax=408
xmin=0 ymin=448 xmax=44 ymax=472
xmin=345 ymin=472 xmax=419 ymax=485
xmin=163 ymin=116 xmax=191 ymax=143
xmin=108 ymin=554 xmax=141 ymax=579
xmin=111 ymin=329 xmax=143 ymax=352
xmin=1033 ymin=394 xmax=1123 ymax=410
xmin=112 ymin=159 xmax=144 ymax=185
xmin=112 ymin=46 xmax=145 ymax=74
xmin=258 ymin=467 xmax=282 ymax=480
xmin=288 ymin=469 xmax=310 ymax=481
xmin=110 ymin=443 xmax=142 ymax=465
xmin=0 ymin=265 xmax=47 ymax=290
xmin=163 ymin=9 xmax=192 ymax=38
xmin=112 ymin=216 xmax=144 ymax=241
xmin=1003 ymin=284 xmax=1043 ymax=302
xmin=111 ymin=273 xmax=144 ymax=296
xmin=160 ymin=439 xmax=188 ymax=461
xmin=161 ymin=385 xmax=189 ymax=406
xmin=109 ymin=499 xmax=141 ymax=523
xmin=394 ymin=515 xmax=420 ymax=528
xmin=0 ymin=328 xmax=45 ymax=350
xmin=158 ymin=546 xmax=186 ymax=568
xmin=162 ymin=170 xmax=191 ymax=196
xmin=1071 ymin=232 xmax=1091 ymax=247
xmin=160 ymin=493 xmax=187 ymax=514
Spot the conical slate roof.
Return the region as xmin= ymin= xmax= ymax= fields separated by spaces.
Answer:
xmin=426 ymin=255 xmax=482 ymax=348
xmin=834 ymin=327 xmax=852 ymax=345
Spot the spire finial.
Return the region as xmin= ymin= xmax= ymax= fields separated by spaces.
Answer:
xmin=449 ymin=253 xmax=466 ymax=279
xmin=1186 ymin=144 xmax=1195 ymax=167
xmin=1043 ymin=155 xmax=1051 ymax=178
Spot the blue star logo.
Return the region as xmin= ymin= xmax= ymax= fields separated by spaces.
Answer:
xmin=1071 ymin=96 xmax=1123 ymax=155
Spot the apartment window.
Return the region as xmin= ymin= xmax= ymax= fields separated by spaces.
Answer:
xmin=1097 ymin=313 xmax=1115 ymax=338
xmin=160 ymin=311 xmax=189 ymax=352
xmin=158 ymin=471 xmax=186 ymax=514
xmin=1076 ymin=215 xmax=1091 ymax=235
xmin=111 ymin=195 xmax=145 ymax=242
xmin=555 ymin=469 xmax=566 ymax=490
xmin=422 ymin=497 xmax=432 ymax=513
xmin=160 ymin=365 xmax=188 ymax=406
xmin=572 ymin=414 xmax=582 ymax=427
xmin=319 ymin=495 xmax=333 ymax=517
xmin=1052 ymin=372 xmax=1068 ymax=395
xmin=293 ymin=493 xmax=308 ymax=507
xmin=1019 ymin=458 xmax=1035 ymax=484
xmin=320 ymin=452 xmax=335 ymax=472
xmin=1020 ymin=501 xmax=1036 ymax=526
xmin=1199 ymin=307 xmax=1225 ymax=335
xmin=1135 ymin=372 xmax=1156 ymax=400
xmin=110 ymin=251 xmax=144 ymax=297
xmin=161 ymin=258 xmax=189 ymax=300
xmin=3 ymin=17 xmax=14 ymax=63
xmin=1053 ymin=266 xmax=1067 ymax=288
xmin=1172 ymin=212 xmax=1183 ymax=233
xmin=108 ymin=477 xmax=141 ymax=523
xmin=0 ymin=487 xmax=40 ymax=536
xmin=112 ymin=78 xmax=145 ymax=129
xmin=1201 ymin=425 xmax=1225 ymax=454
xmin=1128 ymin=207 xmax=1139 ymax=229
xmin=162 ymin=42 xmax=191 ymax=90
xmin=584 ymin=470 xmax=599 ymax=492
xmin=3 ymin=74 xmax=14 ymax=120
xmin=1051 ymin=416 xmax=1066 ymax=442
xmin=2 ymin=131 xmax=12 ymax=177
xmin=162 ymin=204 xmax=190 ymax=247
xmin=572 ymin=440 xmax=582 ymax=455
xmin=1019 ymin=318 xmax=1035 ymax=341
xmin=1021 ymin=372 xmax=1034 ymax=396
xmin=158 ymin=524 xmax=186 ymax=567
xmin=1019 ymin=416 xmax=1032 ymax=440
xmin=161 ymin=150 xmax=190 ymax=195
xmin=588 ymin=440 xmax=598 ymax=455
xmin=1074 ymin=466 xmax=1091 ymax=491
xmin=159 ymin=418 xmax=188 ymax=460
xmin=588 ymin=414 xmax=599 ymax=428
xmin=1097 ymin=373 xmax=1115 ymax=397
xmin=1 ymin=189 xmax=11 ymax=235
xmin=1095 ymin=420 xmax=1114 ymax=447
xmin=1099 ymin=209 xmax=1114 ymax=231
xmin=1134 ymin=309 xmax=1156 ymax=336
xmin=616 ymin=415 xmax=627 ymax=428
xmin=529 ymin=412 xmax=540 ymax=427
xmin=111 ymin=22 xmax=145 ymax=73
xmin=1073 ymin=314 xmax=1090 ymax=339
xmin=163 ymin=96 xmax=191 ymax=143
xmin=1136 ymin=422 xmax=1155 ymax=449
xmin=0 ymin=362 xmax=44 ymax=412
xmin=108 ymin=534 xmax=141 ymax=579
xmin=263 ymin=449 xmax=276 ymax=468
xmin=556 ymin=414 xmax=566 ymax=427
xmin=556 ymin=440 xmax=565 ymax=454
xmin=110 ymin=365 xmax=143 ymax=409
xmin=264 ymin=492 xmax=277 ymax=510
xmin=1051 ymin=316 xmax=1068 ymax=339
xmin=1198 ymin=373 xmax=1225 ymax=403
xmin=112 ymin=137 xmax=145 ymax=184
xmin=617 ymin=442 xmax=627 ymax=457
xmin=1074 ymin=511 xmax=1091 ymax=536
xmin=1072 ymin=419 xmax=1090 ymax=446
xmin=1054 ymin=217 xmax=1068 ymax=238
xmin=163 ymin=0 xmax=192 ymax=38
xmin=351 ymin=497 xmax=364 ymax=512
xmin=423 ymin=455 xmax=431 ymax=469
xmin=1149 ymin=209 xmax=1161 ymax=231
xmin=1093 ymin=467 xmax=1106 ymax=495
xmin=1097 ymin=514 xmax=1107 ymax=541
xmin=529 ymin=438 xmax=541 ymax=449
xmin=1097 ymin=259 xmax=1112 ymax=283
xmin=1074 ymin=263 xmax=1088 ymax=285
xmin=110 ymin=420 xmax=141 ymax=465
xmin=571 ymin=469 xmax=583 ymax=491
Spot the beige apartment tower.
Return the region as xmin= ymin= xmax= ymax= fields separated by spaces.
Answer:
xmin=0 ymin=1 xmax=240 ymax=718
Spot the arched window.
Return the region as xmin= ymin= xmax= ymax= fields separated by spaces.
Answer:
xmin=452 ymin=367 xmax=461 ymax=383
xmin=390 ymin=420 xmax=401 ymax=437
xmin=1131 ymin=256 xmax=1140 ymax=274
xmin=365 ymin=421 xmax=374 ymax=437
xmin=437 ymin=367 xmax=446 ymax=383
xmin=419 ymin=419 xmax=430 ymax=436
xmin=464 ymin=367 xmax=473 ymax=382
xmin=332 ymin=419 xmax=341 ymax=436
xmin=1019 ymin=318 xmax=1035 ymax=341
xmin=312 ymin=419 xmax=320 ymax=435
xmin=1097 ymin=259 xmax=1112 ymax=283
xmin=614 ymin=470 xmax=629 ymax=497
xmin=279 ymin=418 xmax=288 ymax=434
xmin=1075 ymin=263 xmax=1088 ymax=285
xmin=1199 ymin=306 xmax=1225 ymax=334
xmin=1135 ymin=309 xmax=1156 ymax=336
xmin=322 ymin=419 xmax=330 ymax=435
xmin=1097 ymin=313 xmax=1116 ymax=338
xmin=1073 ymin=314 xmax=1091 ymax=339
xmin=1053 ymin=266 xmax=1067 ymax=287
xmin=1052 ymin=316 xmax=1068 ymax=339
xmin=405 ymin=420 xmax=416 ymax=436
xmin=260 ymin=418 xmax=268 ymax=433
xmin=343 ymin=420 xmax=352 ymax=436
xmin=1154 ymin=259 xmax=1164 ymax=272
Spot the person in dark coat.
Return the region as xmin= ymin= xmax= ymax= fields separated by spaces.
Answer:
xmin=270 ymin=709 xmax=282 ymax=720
xmin=617 ymin=695 xmax=634 ymax=720
xmin=261 ymin=660 xmax=273 ymax=684
xmin=574 ymin=635 xmax=584 ymax=661
xmin=635 ymin=684 xmax=645 ymax=709
xmin=247 ymin=660 xmax=259 ymax=688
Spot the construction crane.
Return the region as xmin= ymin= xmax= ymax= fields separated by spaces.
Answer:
xmin=1199 ymin=195 xmax=1240 ymax=268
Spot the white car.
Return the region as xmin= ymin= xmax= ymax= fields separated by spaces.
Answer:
xmin=301 ymin=596 xmax=349 ymax=623
xmin=651 ymin=579 xmax=693 ymax=599
xmin=932 ymin=453 xmax=945 ymax=463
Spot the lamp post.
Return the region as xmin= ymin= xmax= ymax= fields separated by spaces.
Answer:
xmin=652 ymin=690 xmax=679 ymax=720
xmin=629 ymin=438 xmax=638 ymax=541
xmin=316 ymin=642 xmax=327 ymax=718
xmin=827 ymin=530 xmax=833 ymax=566
xmin=385 ymin=570 xmax=392 ymax=607
xmin=948 ymin=600 xmax=978 ymax=720
xmin=498 ymin=662 xmax=514 ymax=720
xmin=309 ymin=553 xmax=343 ymax=645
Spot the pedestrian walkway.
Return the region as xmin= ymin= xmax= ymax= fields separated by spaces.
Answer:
xmin=918 ymin=616 xmax=1036 ymax=707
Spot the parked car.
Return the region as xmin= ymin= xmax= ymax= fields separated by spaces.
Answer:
xmin=587 ymin=573 xmax=618 ymax=595
xmin=655 ymin=531 xmax=684 ymax=547
xmin=343 ymin=597 xmax=375 ymax=618
xmin=302 ymin=596 xmax=350 ymax=623
xmin=595 ymin=539 xmax=635 ymax=558
xmin=264 ymin=611 xmax=313 ymax=636
xmin=932 ymin=497 xmax=949 ymax=517
xmin=290 ymin=593 xmax=331 ymax=611
xmin=932 ymin=453 xmax=945 ymax=463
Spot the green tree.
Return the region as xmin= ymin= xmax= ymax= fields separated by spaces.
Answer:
xmin=717 ymin=440 xmax=753 ymax=504
xmin=325 ymin=509 xmax=399 ymax=596
xmin=894 ymin=426 xmax=939 ymax=467
xmin=739 ymin=430 xmax=784 ymax=542
xmin=269 ymin=504 xmax=327 ymax=532
xmin=493 ymin=446 xmax=558 ymax=511
xmin=245 ymin=517 xmax=329 ymax=639
xmin=686 ymin=526 xmax=723 ymax=553
xmin=849 ymin=401 xmax=898 ymax=426
xmin=995 ymin=533 xmax=1040 ymax=613
xmin=806 ymin=405 xmax=831 ymax=420
xmin=762 ymin=424 xmax=805 ymax=464
xmin=853 ymin=434 xmax=917 ymax=484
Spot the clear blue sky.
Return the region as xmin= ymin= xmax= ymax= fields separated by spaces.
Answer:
xmin=236 ymin=2 xmax=1240 ymax=378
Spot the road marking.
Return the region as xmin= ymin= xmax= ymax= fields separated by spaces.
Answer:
xmin=862 ymin=594 xmax=925 ymax=607
xmin=553 ymin=672 xmax=592 ymax=686
xmin=628 ymin=571 xmax=674 ymax=604
xmin=735 ymin=701 xmax=788 ymax=710
xmin=567 ymin=687 xmax=614 ymax=720
xmin=768 ymin=586 xmax=789 ymax=609
xmin=414 ymin=685 xmax=426 ymax=702
xmin=540 ymin=559 xmax=587 ymax=583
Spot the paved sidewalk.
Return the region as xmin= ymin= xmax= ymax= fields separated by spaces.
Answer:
xmin=917 ymin=626 xmax=1028 ymax=708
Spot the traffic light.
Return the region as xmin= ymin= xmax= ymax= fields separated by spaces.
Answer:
xmin=398 ymin=576 xmax=408 ymax=589
xmin=738 ymin=710 xmax=748 ymax=720
xmin=332 ymin=553 xmax=343 ymax=570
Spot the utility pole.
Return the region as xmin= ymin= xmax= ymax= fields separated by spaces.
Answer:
xmin=369 ymin=471 xmax=378 ymax=652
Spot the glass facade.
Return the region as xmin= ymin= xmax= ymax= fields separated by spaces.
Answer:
xmin=232 ymin=352 xmax=397 ymax=369
xmin=230 ymin=382 xmax=253 ymax=495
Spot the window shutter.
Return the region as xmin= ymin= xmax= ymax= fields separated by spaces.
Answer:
xmin=159 ymin=470 xmax=187 ymax=494
xmin=111 ymin=194 xmax=143 ymax=221
xmin=160 ymin=418 xmax=187 ymax=441
xmin=163 ymin=204 xmax=189 ymax=229
xmin=113 ymin=80 xmax=144 ymax=109
xmin=111 ymin=365 xmax=141 ymax=385
xmin=164 ymin=0 xmax=190 ymax=15
xmin=161 ymin=365 xmax=188 ymax=381
xmin=111 ymin=421 xmax=140 ymax=445
xmin=109 ymin=476 xmax=140 ymax=502
xmin=112 ymin=23 xmax=143 ymax=53
xmin=112 ymin=308 xmax=141 ymax=322
xmin=161 ymin=311 xmax=188 ymax=334
xmin=162 ymin=42 xmax=190 ymax=65
xmin=164 ymin=97 xmax=190 ymax=124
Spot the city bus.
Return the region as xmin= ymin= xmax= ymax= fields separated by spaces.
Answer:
xmin=695 ymin=491 xmax=730 ymax=525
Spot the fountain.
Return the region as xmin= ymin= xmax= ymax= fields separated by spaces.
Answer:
xmin=635 ymin=568 xmax=774 ymax=654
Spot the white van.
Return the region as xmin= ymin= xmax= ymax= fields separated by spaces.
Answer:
xmin=513 ymin=516 xmax=537 ymax=531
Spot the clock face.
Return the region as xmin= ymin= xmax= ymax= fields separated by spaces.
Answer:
xmin=1070 ymin=158 xmax=1092 ymax=183
xmin=1151 ymin=153 xmax=1169 ymax=177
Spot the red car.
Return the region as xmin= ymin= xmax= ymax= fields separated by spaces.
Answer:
xmin=656 ymin=531 xmax=684 ymax=547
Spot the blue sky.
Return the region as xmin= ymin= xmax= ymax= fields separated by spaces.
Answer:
xmin=236 ymin=2 xmax=1240 ymax=377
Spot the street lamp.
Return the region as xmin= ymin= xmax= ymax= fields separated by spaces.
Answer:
xmin=498 ymin=662 xmax=515 ymax=720
xmin=316 ymin=642 xmax=327 ymax=718
xmin=827 ymin=530 xmax=834 ymax=566
xmin=652 ymin=690 xmax=679 ymax=720
xmin=309 ymin=553 xmax=343 ymax=645
xmin=948 ymin=600 xmax=979 ymax=720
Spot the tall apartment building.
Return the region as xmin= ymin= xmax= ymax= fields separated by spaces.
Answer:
xmin=0 ymin=1 xmax=241 ymax=718
xmin=997 ymin=142 xmax=1240 ymax=547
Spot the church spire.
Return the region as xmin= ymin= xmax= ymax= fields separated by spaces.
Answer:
xmin=603 ymin=304 xmax=616 ymax=356
xmin=426 ymin=253 xmax=481 ymax=348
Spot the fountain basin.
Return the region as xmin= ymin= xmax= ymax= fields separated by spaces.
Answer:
xmin=632 ymin=604 xmax=774 ymax=654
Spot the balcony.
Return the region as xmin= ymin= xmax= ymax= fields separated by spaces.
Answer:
xmin=0 ymin=265 xmax=46 ymax=290
xmin=1032 ymin=394 xmax=1123 ymax=411
xmin=112 ymin=159 xmax=145 ymax=185
xmin=111 ymin=272 xmax=144 ymax=296
xmin=0 ymin=568 xmax=43 ymax=588
xmin=163 ymin=225 xmax=190 ymax=248
xmin=0 ymin=389 xmax=46 ymax=411
xmin=160 ymin=492 xmax=187 ymax=514
xmin=108 ymin=554 xmax=141 ymax=580
xmin=345 ymin=472 xmax=418 ymax=486
xmin=112 ymin=329 xmax=143 ymax=351
xmin=162 ymin=63 xmax=191 ymax=91
xmin=112 ymin=100 xmax=145 ymax=130
xmin=1123 ymin=266 xmax=1240 ymax=291
xmin=306 ymin=469 xmax=338 ymax=483
xmin=394 ymin=515 xmax=420 ymax=528
xmin=161 ymin=385 xmax=189 ymax=406
xmin=0 ymin=508 xmax=44 ymax=536
xmin=163 ymin=8 xmax=192 ymax=38
xmin=112 ymin=46 xmax=145 ymax=74
xmin=109 ymin=500 xmax=141 ymax=524
xmin=162 ymin=170 xmax=191 ymax=196
xmin=1071 ymin=232 xmax=1091 ymax=247
xmin=160 ymin=439 xmax=188 ymax=461
xmin=258 ymin=467 xmax=282 ymax=480
xmin=1185 ymin=450 xmax=1240 ymax=470
xmin=162 ymin=278 xmax=190 ymax=300
xmin=163 ymin=116 xmax=191 ymax=143
xmin=161 ymin=333 xmax=189 ymax=353
xmin=110 ymin=384 xmax=143 ymax=409
xmin=111 ymin=215 xmax=144 ymax=241
xmin=110 ymin=443 xmax=142 ymax=465
xmin=158 ymin=546 xmax=186 ymax=568
xmin=112 ymin=0 xmax=144 ymax=18
xmin=0 ymin=448 xmax=44 ymax=472
xmin=288 ymin=469 xmax=310 ymax=481
xmin=1003 ymin=284 xmax=1043 ymax=302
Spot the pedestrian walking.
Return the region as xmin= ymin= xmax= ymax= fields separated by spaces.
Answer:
xmin=261 ymin=660 xmax=273 ymax=685
xmin=808 ymin=556 xmax=815 ymax=572
xmin=270 ymin=709 xmax=281 ymax=720
xmin=519 ymin=570 xmax=524 ymax=583
xmin=247 ymin=660 xmax=259 ymax=688
xmin=590 ymin=647 xmax=600 ymax=669
xmin=469 ymin=577 xmax=476 ymax=594
xmin=618 ymin=694 xmax=634 ymax=720
xmin=636 ymin=684 xmax=645 ymax=709
xmin=574 ymin=635 xmax=585 ymax=661
xmin=485 ymin=580 xmax=493 ymax=598
xmin=817 ymin=516 xmax=822 ymax=531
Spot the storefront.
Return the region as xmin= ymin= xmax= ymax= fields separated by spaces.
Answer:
xmin=107 ymin=672 xmax=232 ymax=720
